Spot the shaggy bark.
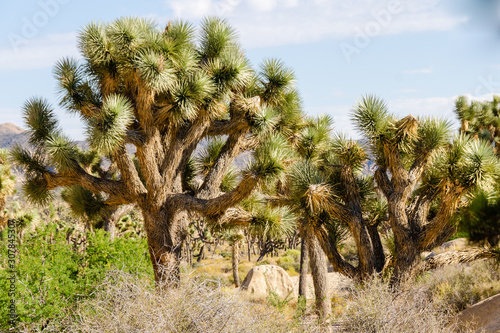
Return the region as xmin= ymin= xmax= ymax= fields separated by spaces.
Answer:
xmin=305 ymin=225 xmax=331 ymax=318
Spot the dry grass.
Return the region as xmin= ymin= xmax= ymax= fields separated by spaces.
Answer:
xmin=16 ymin=260 xmax=498 ymax=333
xmin=63 ymin=270 xmax=293 ymax=333
xmin=336 ymin=277 xmax=469 ymax=333
xmin=418 ymin=260 xmax=500 ymax=313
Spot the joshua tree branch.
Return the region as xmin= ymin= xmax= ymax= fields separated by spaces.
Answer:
xmin=313 ymin=223 xmax=358 ymax=279
xmin=206 ymin=118 xmax=248 ymax=137
xmin=418 ymin=190 xmax=462 ymax=251
xmin=44 ymin=166 xmax=136 ymax=205
xmin=173 ymin=171 xmax=259 ymax=220
xmin=374 ymin=167 xmax=394 ymax=198
xmin=197 ymin=125 xmax=250 ymax=199
xmin=112 ymin=145 xmax=147 ymax=197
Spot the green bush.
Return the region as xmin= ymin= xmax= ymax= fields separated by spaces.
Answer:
xmin=0 ymin=221 xmax=152 ymax=331
xmin=220 ymin=251 xmax=232 ymax=258
xmin=276 ymin=250 xmax=300 ymax=272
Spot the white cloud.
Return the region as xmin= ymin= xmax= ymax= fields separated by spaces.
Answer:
xmin=0 ymin=32 xmax=78 ymax=71
xmin=388 ymin=96 xmax=456 ymax=119
xmin=402 ymin=69 xmax=433 ymax=75
xmin=165 ymin=0 xmax=468 ymax=48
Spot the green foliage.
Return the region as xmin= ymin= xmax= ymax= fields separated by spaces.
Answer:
xmin=351 ymin=94 xmax=389 ymax=139
xmin=252 ymin=133 xmax=293 ymax=181
xmin=61 ymin=186 xmax=106 ymax=222
xmin=198 ymin=137 xmax=227 ymax=175
xmin=248 ymin=204 xmax=296 ymax=240
xmin=296 ymin=114 xmax=333 ymax=161
xmin=259 ymin=59 xmax=295 ymax=105
xmin=0 ymin=222 xmax=151 ymax=330
xmin=87 ymin=94 xmax=134 ymax=154
xmin=220 ymin=167 xmax=238 ymax=192
xmin=266 ymin=290 xmax=294 ymax=313
xmin=276 ymin=252 xmax=300 ymax=273
xmin=45 ymin=134 xmax=79 ymax=171
xmin=22 ymin=97 xmax=60 ymax=146
xmin=0 ymin=149 xmax=15 ymax=204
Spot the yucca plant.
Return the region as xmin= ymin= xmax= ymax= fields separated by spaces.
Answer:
xmin=12 ymin=17 xmax=302 ymax=285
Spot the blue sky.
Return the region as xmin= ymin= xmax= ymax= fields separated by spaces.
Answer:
xmin=1 ymin=0 xmax=499 ymax=140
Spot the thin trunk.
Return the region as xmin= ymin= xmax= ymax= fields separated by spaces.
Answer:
xmin=103 ymin=218 xmax=116 ymax=241
xmin=212 ymin=240 xmax=218 ymax=255
xmin=298 ymin=235 xmax=309 ymax=299
xmin=246 ymin=234 xmax=251 ymax=261
xmin=305 ymin=225 xmax=331 ymax=318
xmin=196 ymin=244 xmax=205 ymax=262
xmin=232 ymin=240 xmax=240 ymax=287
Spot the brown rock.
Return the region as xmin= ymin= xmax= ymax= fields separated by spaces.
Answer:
xmin=453 ymin=293 xmax=500 ymax=333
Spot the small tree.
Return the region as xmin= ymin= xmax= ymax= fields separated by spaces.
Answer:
xmin=269 ymin=115 xmax=336 ymax=317
xmin=12 ymin=17 xmax=301 ymax=285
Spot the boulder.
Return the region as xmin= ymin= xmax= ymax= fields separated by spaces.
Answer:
xmin=240 ymin=265 xmax=294 ymax=299
xmin=439 ymin=238 xmax=468 ymax=252
xmin=453 ymin=293 xmax=500 ymax=332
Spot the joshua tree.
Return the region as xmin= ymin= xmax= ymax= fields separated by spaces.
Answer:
xmin=287 ymin=95 xmax=499 ymax=285
xmin=269 ymin=115 xmax=336 ymax=317
xmin=12 ymin=17 xmax=301 ymax=285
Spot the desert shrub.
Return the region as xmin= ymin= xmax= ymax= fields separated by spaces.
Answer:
xmin=419 ymin=260 xmax=500 ymax=313
xmin=0 ymin=222 xmax=151 ymax=331
xmin=67 ymin=271 xmax=293 ymax=333
xmin=276 ymin=255 xmax=295 ymax=270
xmin=255 ymin=258 xmax=277 ymax=266
xmin=339 ymin=278 xmax=464 ymax=333
xmin=220 ymin=251 xmax=232 ymax=258
xmin=284 ymin=249 xmax=300 ymax=261
xmin=276 ymin=249 xmax=301 ymax=273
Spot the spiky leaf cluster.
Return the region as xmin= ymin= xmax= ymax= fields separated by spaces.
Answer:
xmin=61 ymin=186 xmax=106 ymax=222
xmin=352 ymin=95 xmax=452 ymax=168
xmin=453 ymin=95 xmax=500 ymax=155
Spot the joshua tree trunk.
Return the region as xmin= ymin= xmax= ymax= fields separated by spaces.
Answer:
xmin=232 ymin=239 xmax=240 ymax=287
xmin=298 ymin=235 xmax=309 ymax=299
xmin=142 ymin=209 xmax=187 ymax=287
xmin=305 ymin=225 xmax=331 ymax=318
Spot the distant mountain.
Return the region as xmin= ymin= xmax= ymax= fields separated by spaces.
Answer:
xmin=0 ymin=123 xmax=29 ymax=149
